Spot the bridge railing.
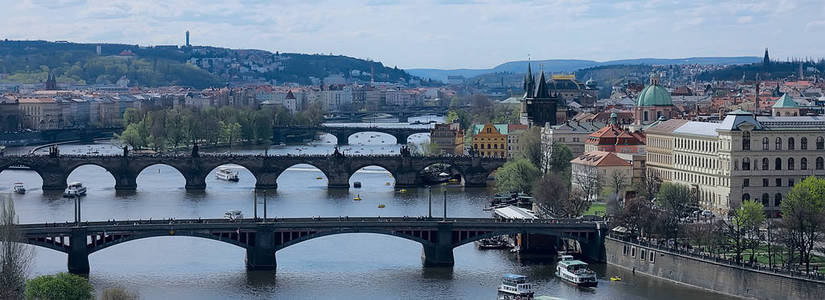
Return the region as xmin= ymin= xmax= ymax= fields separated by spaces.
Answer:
xmin=3 ymin=153 xmax=506 ymax=161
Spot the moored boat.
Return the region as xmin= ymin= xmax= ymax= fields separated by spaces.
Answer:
xmin=475 ymin=236 xmax=509 ymax=249
xmin=555 ymin=255 xmax=598 ymax=287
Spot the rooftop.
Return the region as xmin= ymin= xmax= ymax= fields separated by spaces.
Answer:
xmin=570 ymin=151 xmax=631 ymax=167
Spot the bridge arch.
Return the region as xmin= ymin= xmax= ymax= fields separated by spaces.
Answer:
xmin=417 ymin=162 xmax=466 ymax=186
xmin=277 ymin=163 xmax=331 ymax=189
xmin=135 ymin=163 xmax=189 ymax=190
xmin=348 ymin=163 xmax=398 ymax=188
xmin=275 ymin=228 xmax=435 ymax=251
xmin=203 ymin=163 xmax=257 ymax=190
xmin=451 ymin=228 xmax=594 ymax=249
xmin=346 ymin=131 xmax=399 ymax=145
xmin=86 ymin=231 xmax=255 ymax=255
xmin=0 ymin=162 xmax=45 ymax=191
xmin=65 ymin=163 xmax=117 ymax=190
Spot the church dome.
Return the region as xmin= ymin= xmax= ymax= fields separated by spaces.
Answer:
xmin=636 ymin=73 xmax=672 ymax=106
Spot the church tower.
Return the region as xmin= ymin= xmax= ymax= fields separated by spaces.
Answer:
xmin=520 ymin=64 xmax=566 ymax=127
xmin=45 ymin=73 xmax=57 ymax=90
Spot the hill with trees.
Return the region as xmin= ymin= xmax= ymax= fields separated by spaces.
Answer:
xmin=696 ymin=60 xmax=825 ymax=81
xmin=0 ymin=40 xmax=416 ymax=88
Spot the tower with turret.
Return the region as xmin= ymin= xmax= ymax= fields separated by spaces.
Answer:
xmin=519 ymin=63 xmax=567 ymax=127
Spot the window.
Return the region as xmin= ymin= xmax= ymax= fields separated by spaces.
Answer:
xmin=641 ymin=249 xmax=646 ymax=260
xmin=788 ymin=158 xmax=795 ymax=170
xmin=776 ymin=178 xmax=782 ymax=187
xmin=623 ymin=245 xmax=628 ymax=256
xmin=763 ymin=178 xmax=769 ymax=187
xmin=743 ymin=178 xmax=750 ymax=187
xmin=775 ymin=193 xmax=782 ymax=207
xmin=802 ymin=137 xmax=808 ymax=150
xmin=818 ymin=157 xmax=824 ymax=170
xmin=775 ymin=137 xmax=782 ymax=150
xmin=762 ymin=158 xmax=769 ymax=170
xmin=631 ymin=247 xmax=636 ymax=257
xmin=649 ymin=251 xmax=655 ymax=262
xmin=789 ymin=179 xmax=795 ymax=186
xmin=818 ymin=137 xmax=824 ymax=150
xmin=644 ymin=111 xmax=649 ymax=122
xmin=775 ymin=158 xmax=782 ymax=170
xmin=742 ymin=158 xmax=750 ymax=170
xmin=742 ymin=193 xmax=750 ymax=201
xmin=788 ymin=137 xmax=795 ymax=150
xmin=762 ymin=193 xmax=769 ymax=206
xmin=742 ymin=131 xmax=751 ymax=151
xmin=762 ymin=137 xmax=769 ymax=150
xmin=802 ymin=158 xmax=808 ymax=170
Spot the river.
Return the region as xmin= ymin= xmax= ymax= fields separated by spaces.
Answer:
xmin=0 ymin=117 xmax=735 ymax=299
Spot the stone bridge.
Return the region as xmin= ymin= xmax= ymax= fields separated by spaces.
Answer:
xmin=0 ymin=153 xmax=505 ymax=191
xmin=273 ymin=125 xmax=432 ymax=145
xmin=13 ymin=217 xmax=607 ymax=274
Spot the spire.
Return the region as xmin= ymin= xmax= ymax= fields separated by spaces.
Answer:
xmin=534 ymin=71 xmax=549 ymax=99
xmin=763 ymin=48 xmax=770 ymax=65
xmin=522 ymin=63 xmax=535 ymax=98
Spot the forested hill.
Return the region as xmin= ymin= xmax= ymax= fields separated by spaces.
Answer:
xmin=696 ymin=60 xmax=825 ymax=81
xmin=0 ymin=40 xmax=414 ymax=88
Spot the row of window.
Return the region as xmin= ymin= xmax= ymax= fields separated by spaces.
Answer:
xmin=742 ymin=133 xmax=825 ymax=151
xmin=740 ymin=157 xmax=824 ymax=171
xmin=473 ymin=143 xmax=506 ymax=150
xmin=623 ymin=245 xmax=655 ymax=263
xmin=742 ymin=193 xmax=783 ymax=207
xmin=676 ymin=153 xmax=720 ymax=170
xmin=743 ymin=178 xmax=796 ymax=188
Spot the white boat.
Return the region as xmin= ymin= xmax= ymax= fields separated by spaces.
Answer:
xmin=555 ymin=255 xmax=598 ymax=287
xmin=13 ymin=182 xmax=26 ymax=194
xmin=224 ymin=210 xmax=243 ymax=221
xmin=63 ymin=182 xmax=87 ymax=197
xmin=216 ymin=167 xmax=239 ymax=182
xmin=498 ymin=274 xmax=534 ymax=298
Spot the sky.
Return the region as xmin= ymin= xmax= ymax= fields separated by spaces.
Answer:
xmin=1 ymin=0 xmax=824 ymax=70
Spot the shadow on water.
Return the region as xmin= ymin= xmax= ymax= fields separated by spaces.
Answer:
xmin=245 ymin=270 xmax=277 ymax=288
xmin=420 ymin=266 xmax=454 ymax=280
xmin=115 ymin=190 xmax=137 ymax=198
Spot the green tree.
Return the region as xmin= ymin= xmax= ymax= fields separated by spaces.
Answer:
xmin=616 ymin=196 xmax=657 ymax=238
xmin=495 ymin=158 xmax=541 ymax=194
xmin=253 ymin=111 xmax=273 ymax=143
xmin=101 ymin=286 xmax=138 ymax=300
xmin=727 ymin=200 xmax=765 ymax=263
xmin=1 ymin=197 xmax=33 ymax=300
xmin=25 ymin=273 xmax=94 ymax=300
xmin=446 ymin=110 xmax=470 ymax=130
xmin=122 ymin=107 xmax=141 ymax=128
xmin=548 ymin=143 xmax=573 ymax=183
xmin=117 ymin=123 xmax=145 ymax=150
xmin=655 ymin=183 xmax=698 ymax=246
xmin=165 ymin=109 xmax=186 ymax=151
xmin=517 ymin=127 xmax=542 ymax=168
xmin=780 ymin=176 xmax=825 ymax=273
xmin=422 ymin=142 xmax=441 ymax=156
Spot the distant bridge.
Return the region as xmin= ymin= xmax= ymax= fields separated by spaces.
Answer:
xmin=273 ymin=125 xmax=432 ymax=145
xmin=14 ymin=217 xmax=606 ymax=274
xmin=0 ymin=153 xmax=505 ymax=191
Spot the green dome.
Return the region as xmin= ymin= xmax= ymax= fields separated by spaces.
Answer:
xmin=636 ymin=84 xmax=672 ymax=106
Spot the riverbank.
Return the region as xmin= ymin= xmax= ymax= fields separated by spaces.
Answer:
xmin=605 ymin=236 xmax=825 ymax=300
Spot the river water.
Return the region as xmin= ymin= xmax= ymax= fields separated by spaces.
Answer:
xmin=0 ymin=118 xmax=735 ymax=299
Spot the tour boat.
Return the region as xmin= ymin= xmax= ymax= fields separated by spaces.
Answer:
xmin=224 ymin=210 xmax=243 ymax=221
xmin=216 ymin=167 xmax=239 ymax=182
xmin=555 ymin=255 xmax=598 ymax=287
xmin=475 ymin=237 xmax=509 ymax=249
xmin=498 ymin=274 xmax=534 ymax=298
xmin=63 ymin=182 xmax=87 ymax=197
xmin=13 ymin=182 xmax=26 ymax=194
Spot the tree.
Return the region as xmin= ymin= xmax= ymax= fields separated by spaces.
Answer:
xmin=532 ymin=173 xmax=569 ymax=217
xmin=25 ymin=273 xmax=94 ymax=300
xmin=517 ymin=127 xmax=542 ymax=168
xmin=616 ymin=196 xmax=656 ymax=238
xmin=727 ymin=200 xmax=765 ymax=264
xmin=655 ymin=183 xmax=698 ymax=246
xmin=117 ymin=123 xmax=145 ymax=150
xmin=446 ymin=110 xmax=470 ymax=130
xmin=1 ymin=197 xmax=33 ymax=300
xmin=165 ymin=109 xmax=186 ymax=151
xmin=565 ymin=189 xmax=593 ymax=218
xmin=572 ymin=166 xmax=602 ymax=202
xmin=495 ymin=158 xmax=542 ymax=194
xmin=122 ymin=107 xmax=141 ymax=128
xmin=421 ymin=142 xmax=441 ymax=156
xmin=634 ymin=172 xmax=662 ymax=202
xmin=780 ymin=176 xmax=825 ymax=273
xmin=607 ymin=169 xmax=628 ymax=199
xmin=548 ymin=143 xmax=573 ymax=182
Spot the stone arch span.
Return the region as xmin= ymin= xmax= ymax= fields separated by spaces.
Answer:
xmin=450 ymin=228 xmax=594 ymax=249
xmin=348 ymin=163 xmax=399 ymax=188
xmin=277 ymin=162 xmax=333 ymax=189
xmin=86 ymin=230 xmax=256 ymax=254
xmin=202 ymin=163 xmax=258 ymax=190
xmin=134 ymin=163 xmax=190 ymax=190
xmin=63 ymin=163 xmax=118 ymax=189
xmin=345 ymin=131 xmax=399 ymax=145
xmin=417 ymin=162 xmax=466 ymax=186
xmin=0 ymin=162 xmax=47 ymax=190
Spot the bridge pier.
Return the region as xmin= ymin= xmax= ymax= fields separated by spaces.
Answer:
xmin=246 ymin=228 xmax=277 ymax=270
xmin=421 ymin=222 xmax=455 ymax=267
xmin=393 ymin=133 xmax=410 ymax=145
xmin=184 ymin=174 xmax=207 ymax=190
xmin=42 ymin=174 xmax=67 ymax=191
xmin=114 ymin=174 xmax=137 ymax=191
xmin=67 ymin=228 xmax=90 ymax=274
xmin=334 ymin=132 xmax=350 ymax=145
xmin=394 ymin=172 xmax=418 ymax=188
xmin=327 ymin=173 xmax=350 ymax=189
xmin=254 ymin=171 xmax=279 ymax=190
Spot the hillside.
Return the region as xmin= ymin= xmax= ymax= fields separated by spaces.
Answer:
xmin=696 ymin=61 xmax=825 ymax=81
xmin=409 ymin=57 xmax=761 ymax=82
xmin=0 ymin=40 xmax=414 ymax=88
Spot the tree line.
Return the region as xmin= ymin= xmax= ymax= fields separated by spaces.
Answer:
xmin=117 ymin=104 xmax=325 ymax=151
xmin=615 ymin=175 xmax=825 ymax=274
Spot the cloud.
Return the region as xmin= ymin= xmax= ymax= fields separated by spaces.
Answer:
xmin=0 ymin=0 xmax=824 ymax=69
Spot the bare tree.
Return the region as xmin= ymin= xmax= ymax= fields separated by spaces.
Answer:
xmin=564 ymin=190 xmax=592 ymax=218
xmin=608 ymin=170 xmax=628 ymax=199
xmin=532 ymin=173 xmax=569 ymax=218
xmin=572 ymin=166 xmax=602 ymax=202
xmin=1 ymin=197 xmax=33 ymax=300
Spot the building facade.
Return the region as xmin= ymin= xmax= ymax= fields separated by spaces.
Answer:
xmin=570 ymin=151 xmax=633 ymax=201
xmin=471 ymin=123 xmax=507 ymax=158
xmin=506 ymin=124 xmax=528 ymax=159
xmin=645 ymin=110 xmax=825 ymax=216
xmin=430 ymin=123 xmax=464 ymax=155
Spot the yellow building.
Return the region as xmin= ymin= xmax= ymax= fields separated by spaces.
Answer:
xmin=471 ymin=123 xmax=507 ymax=158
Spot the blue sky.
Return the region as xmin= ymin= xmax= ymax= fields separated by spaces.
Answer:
xmin=2 ymin=0 xmax=824 ymax=69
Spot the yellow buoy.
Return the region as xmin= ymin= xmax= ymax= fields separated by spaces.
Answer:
xmin=378 ymin=204 xmax=386 ymax=208
xmin=610 ymin=276 xmax=622 ymax=281
xmin=354 ymin=194 xmax=362 ymax=201
xmin=399 ymin=189 xmax=407 ymax=193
